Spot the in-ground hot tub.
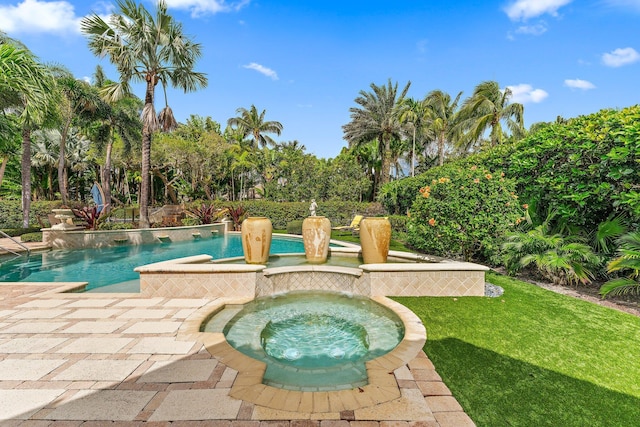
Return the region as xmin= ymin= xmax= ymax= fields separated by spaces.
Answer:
xmin=202 ymin=291 xmax=406 ymax=391
xmin=183 ymin=290 xmax=426 ymax=412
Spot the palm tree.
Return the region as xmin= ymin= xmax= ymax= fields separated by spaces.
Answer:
xmin=81 ymin=0 xmax=208 ymax=228
xmin=90 ymin=65 xmax=142 ymax=215
xmin=351 ymin=140 xmax=381 ymax=200
xmin=399 ymin=98 xmax=431 ymax=176
xmin=457 ymin=80 xmax=524 ymax=149
xmin=0 ymin=112 xmax=19 ymax=190
xmin=343 ymin=79 xmax=411 ymax=187
xmin=229 ymin=144 xmax=256 ymax=200
xmin=502 ymin=224 xmax=601 ymax=286
xmin=600 ymin=232 xmax=640 ymax=298
xmin=227 ymin=105 xmax=283 ymax=148
xmin=0 ymin=41 xmax=53 ymax=227
xmin=425 ymin=89 xmax=463 ymax=166
xmin=53 ymin=71 xmax=103 ymax=204
xmin=31 ymin=129 xmax=60 ymax=200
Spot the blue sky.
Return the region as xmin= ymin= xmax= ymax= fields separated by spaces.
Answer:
xmin=1 ymin=0 xmax=639 ymax=159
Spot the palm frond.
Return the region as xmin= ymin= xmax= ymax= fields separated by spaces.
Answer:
xmin=599 ymin=277 xmax=640 ymax=297
xmin=158 ymin=105 xmax=178 ymax=132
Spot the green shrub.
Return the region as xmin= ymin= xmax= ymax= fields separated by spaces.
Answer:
xmin=502 ymin=224 xmax=601 ymax=285
xmin=0 ymin=227 xmax=42 ymax=237
xmin=600 ymin=231 xmax=640 ymax=298
xmin=19 ymin=232 xmax=43 ymax=242
xmin=98 ymin=222 xmax=135 ymax=231
xmin=186 ymin=202 xmax=224 ymax=225
xmin=180 ymin=217 xmax=200 ymax=226
xmin=387 ymin=215 xmax=409 ymax=233
xmin=286 ymin=220 xmax=304 ymax=235
xmin=407 ymin=164 xmax=525 ymax=262
xmin=380 ymin=106 xmax=640 ymax=234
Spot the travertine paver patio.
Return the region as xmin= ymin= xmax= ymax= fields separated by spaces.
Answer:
xmin=0 ymin=281 xmax=475 ymax=426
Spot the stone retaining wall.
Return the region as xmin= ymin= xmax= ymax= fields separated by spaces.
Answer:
xmin=43 ymin=223 xmax=226 ymax=249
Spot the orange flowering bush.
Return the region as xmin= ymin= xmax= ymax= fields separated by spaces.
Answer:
xmin=407 ymin=164 xmax=524 ymax=262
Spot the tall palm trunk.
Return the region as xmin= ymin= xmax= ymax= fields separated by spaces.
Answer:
xmin=139 ymin=79 xmax=155 ymax=229
xmin=101 ymin=138 xmax=113 ymax=215
xmin=58 ymin=119 xmax=71 ymax=204
xmin=381 ymin=135 xmax=391 ymax=186
xmin=21 ymin=128 xmax=32 ymax=228
xmin=47 ymin=167 xmax=54 ymax=200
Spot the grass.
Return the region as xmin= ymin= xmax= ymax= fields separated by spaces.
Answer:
xmin=394 ymin=271 xmax=640 ymax=427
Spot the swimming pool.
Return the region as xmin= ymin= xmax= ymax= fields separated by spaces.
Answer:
xmin=0 ymin=234 xmax=308 ymax=292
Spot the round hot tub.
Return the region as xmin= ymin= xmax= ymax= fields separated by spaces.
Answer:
xmin=202 ymin=291 xmax=405 ymax=391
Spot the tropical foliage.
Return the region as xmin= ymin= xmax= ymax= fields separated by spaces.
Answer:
xmin=456 ymin=80 xmax=524 ymax=149
xmin=227 ymin=105 xmax=283 ymax=148
xmin=477 ymin=105 xmax=640 ymax=230
xmin=81 ymin=0 xmax=208 ymax=228
xmin=600 ymin=231 xmax=640 ymax=297
xmin=407 ymin=163 xmax=524 ymax=262
xmin=380 ymin=105 xmax=640 ymax=234
xmin=0 ymin=37 xmax=54 ymax=227
xmin=343 ymin=79 xmax=411 ymax=191
xmin=501 ymin=223 xmax=601 ymax=286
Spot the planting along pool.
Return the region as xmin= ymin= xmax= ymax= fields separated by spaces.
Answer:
xmin=0 ymin=234 xmax=326 ymax=292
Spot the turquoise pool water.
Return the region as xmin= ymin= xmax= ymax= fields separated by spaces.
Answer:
xmin=203 ymin=291 xmax=404 ymax=391
xmin=0 ymin=234 xmax=308 ymax=292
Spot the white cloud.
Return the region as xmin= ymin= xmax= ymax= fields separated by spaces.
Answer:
xmin=504 ymin=0 xmax=573 ymax=21
xmin=165 ymin=0 xmax=250 ymax=17
xmin=515 ymin=23 xmax=548 ymax=35
xmin=564 ymin=78 xmax=596 ymax=90
xmin=243 ymin=62 xmax=278 ymax=80
xmin=602 ymin=47 xmax=640 ymax=67
xmin=0 ymin=0 xmax=82 ymax=34
xmin=507 ymin=84 xmax=549 ymax=104
xmin=600 ymin=0 xmax=640 ymax=12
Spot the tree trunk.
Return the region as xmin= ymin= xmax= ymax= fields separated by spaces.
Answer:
xmin=123 ymin=169 xmax=132 ymax=205
xmin=152 ymin=169 xmax=178 ymax=204
xmin=47 ymin=167 xmax=53 ymax=200
xmin=101 ymin=139 xmax=113 ymax=215
xmin=0 ymin=154 xmax=8 ymax=189
xmin=140 ymin=127 xmax=151 ymax=228
xmin=58 ymin=120 xmax=71 ymax=204
xmin=139 ymin=80 xmax=155 ymax=229
xmin=438 ymin=130 xmax=445 ymax=167
xmin=380 ymin=136 xmax=391 ymax=187
xmin=21 ymin=128 xmax=32 ymax=228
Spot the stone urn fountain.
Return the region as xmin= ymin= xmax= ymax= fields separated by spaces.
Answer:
xmin=241 ymin=217 xmax=272 ymax=264
xmin=359 ymin=217 xmax=391 ymax=264
xmin=51 ymin=208 xmax=78 ymax=230
xmin=302 ymin=216 xmax=331 ymax=263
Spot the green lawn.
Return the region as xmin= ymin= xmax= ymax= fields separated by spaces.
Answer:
xmin=394 ymin=272 xmax=640 ymax=427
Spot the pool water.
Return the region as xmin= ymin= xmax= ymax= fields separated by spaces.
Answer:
xmin=204 ymin=291 xmax=405 ymax=391
xmin=0 ymin=234 xmax=307 ymax=291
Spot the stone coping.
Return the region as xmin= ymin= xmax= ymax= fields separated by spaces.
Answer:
xmin=134 ymin=247 xmax=489 ymax=276
xmin=361 ymin=262 xmax=490 ymax=272
xmin=263 ymin=264 xmax=364 ymax=277
xmin=179 ymin=295 xmax=427 ymax=413
xmin=134 ymin=254 xmax=267 ymax=274
xmin=42 ymin=222 xmax=226 ymax=249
